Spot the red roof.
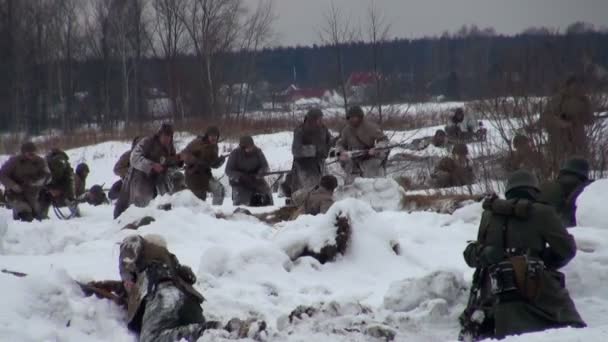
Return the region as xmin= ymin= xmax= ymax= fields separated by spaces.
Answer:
xmin=347 ymin=72 xmax=378 ymax=86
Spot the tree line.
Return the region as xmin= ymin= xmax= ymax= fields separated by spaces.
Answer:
xmin=1 ymin=0 xmax=607 ymax=134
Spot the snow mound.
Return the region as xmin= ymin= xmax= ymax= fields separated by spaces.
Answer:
xmin=576 ymin=179 xmax=608 ymax=228
xmin=274 ymin=199 xmax=398 ymax=262
xmin=383 ymin=270 xmax=467 ymax=313
xmin=335 ymin=178 xmax=405 ymax=211
xmin=0 ymin=215 xmax=7 ymax=253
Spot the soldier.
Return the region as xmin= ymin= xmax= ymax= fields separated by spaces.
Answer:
xmin=460 ymin=170 xmax=585 ymax=341
xmin=538 ymin=157 xmax=592 ymax=228
xmin=110 ymin=137 xmax=141 ymax=201
xmin=336 ymin=106 xmax=389 ymax=184
xmin=291 ymin=175 xmax=337 ymax=216
xmin=40 ymin=149 xmax=77 ymax=217
xmin=431 ymin=143 xmax=474 ymax=188
xmin=114 ymin=124 xmax=178 ymax=219
xmin=445 ymin=108 xmax=476 ymax=141
xmin=291 ymin=108 xmax=332 ymax=193
xmin=74 ymin=163 xmax=90 ymax=199
xmin=541 ymin=76 xmax=594 ymax=165
xmin=81 ymin=184 xmax=109 ymax=206
xmin=180 ymin=126 xmax=226 ymax=204
xmin=503 ymin=134 xmax=542 ymax=174
xmin=0 ymin=142 xmax=51 ymax=221
xmin=226 ymin=136 xmax=273 ymax=206
xmin=119 ymin=234 xmax=217 ymax=342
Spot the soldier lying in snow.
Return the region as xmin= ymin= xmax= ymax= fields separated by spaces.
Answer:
xmin=291 ymin=175 xmax=338 ymax=217
xmin=119 ymin=234 xmax=266 ymax=341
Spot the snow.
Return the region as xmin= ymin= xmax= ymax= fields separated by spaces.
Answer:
xmin=1 ymin=128 xmax=608 ymax=341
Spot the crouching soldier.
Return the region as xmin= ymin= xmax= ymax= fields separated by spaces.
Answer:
xmin=226 ymin=136 xmax=273 ymax=206
xmin=0 ymin=142 xmax=51 ymax=221
xmin=119 ymin=234 xmax=217 ymax=342
xmin=432 ymin=143 xmax=474 ymax=188
xmin=114 ymin=124 xmax=178 ymax=219
xmin=336 ymin=106 xmax=389 ymax=184
xmin=539 ymin=157 xmax=592 ymax=228
xmin=110 ymin=137 xmax=141 ymax=201
xmin=291 ymin=108 xmax=332 ymax=193
xmin=291 ymin=175 xmax=337 ymax=216
xmin=40 ymin=149 xmax=78 ymax=218
xmin=459 ymin=170 xmax=585 ymax=341
xmin=180 ymin=126 xmax=226 ymax=205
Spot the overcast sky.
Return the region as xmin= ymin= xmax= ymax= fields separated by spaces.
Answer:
xmin=261 ymin=0 xmax=608 ymax=46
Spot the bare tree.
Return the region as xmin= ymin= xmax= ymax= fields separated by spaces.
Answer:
xmin=365 ymin=0 xmax=391 ymax=122
xmin=319 ymin=2 xmax=358 ymax=114
xmin=151 ymin=0 xmax=189 ymax=121
xmin=180 ymin=0 xmax=244 ymax=117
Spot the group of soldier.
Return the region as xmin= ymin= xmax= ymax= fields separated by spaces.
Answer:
xmin=0 ymin=75 xmax=599 ymax=341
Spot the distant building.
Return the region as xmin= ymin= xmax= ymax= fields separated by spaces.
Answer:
xmin=346 ymin=72 xmax=379 ymax=104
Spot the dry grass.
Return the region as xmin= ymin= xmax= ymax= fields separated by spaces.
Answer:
xmin=401 ymin=193 xmax=484 ymax=214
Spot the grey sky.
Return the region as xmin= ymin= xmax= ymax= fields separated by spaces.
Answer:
xmin=263 ymin=0 xmax=608 ymax=46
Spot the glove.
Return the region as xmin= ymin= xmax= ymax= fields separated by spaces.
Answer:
xmin=339 ymin=151 xmax=351 ymax=161
xmin=178 ymin=265 xmax=197 ymax=284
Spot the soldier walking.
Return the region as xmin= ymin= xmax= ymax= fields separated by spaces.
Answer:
xmin=291 ymin=108 xmax=333 ymax=193
xmin=0 ymin=142 xmax=51 ymax=221
xmin=180 ymin=126 xmax=226 ymax=205
xmin=114 ymin=124 xmax=178 ymax=219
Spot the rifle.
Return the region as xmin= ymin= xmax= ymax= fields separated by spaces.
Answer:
xmin=1 ymin=269 xmax=126 ymax=307
xmin=261 ymin=170 xmax=291 ymax=176
xmin=458 ymin=267 xmax=491 ymax=342
xmin=333 ymin=143 xmax=410 ymax=160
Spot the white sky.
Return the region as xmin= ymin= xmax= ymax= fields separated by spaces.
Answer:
xmin=249 ymin=0 xmax=608 ymax=46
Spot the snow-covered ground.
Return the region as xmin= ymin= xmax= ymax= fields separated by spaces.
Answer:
xmin=1 ymin=129 xmax=608 ymax=341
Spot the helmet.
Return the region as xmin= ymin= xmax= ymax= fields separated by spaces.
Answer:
xmin=158 ymin=123 xmax=174 ymax=136
xmin=505 ymin=170 xmax=539 ymax=194
xmin=206 ymin=126 xmax=220 ymax=138
xmin=346 ymin=106 xmax=364 ymax=119
xmin=239 ymin=136 xmax=254 ymax=148
xmin=21 ymin=142 xmax=37 ymax=154
xmin=320 ymin=175 xmax=338 ymax=191
xmin=305 ymin=108 xmax=323 ymax=122
xmin=560 ymin=157 xmax=590 ymax=180
xmin=76 ymin=163 xmax=90 ymax=176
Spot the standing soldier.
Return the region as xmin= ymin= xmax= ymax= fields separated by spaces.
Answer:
xmin=541 ymin=76 xmax=594 ymax=166
xmin=180 ymin=126 xmax=226 ymax=205
xmin=119 ymin=234 xmax=216 ymax=341
xmin=226 ymin=136 xmax=273 ymax=206
xmin=539 ymin=157 xmax=592 ymax=228
xmin=431 ymin=143 xmax=474 ymax=188
xmin=291 ymin=108 xmax=332 ymax=193
xmin=291 ymin=175 xmax=338 ymax=216
xmin=40 ymin=149 xmax=77 ymax=217
xmin=74 ymin=163 xmax=90 ymax=199
xmin=336 ymin=106 xmax=389 ymax=184
xmin=460 ymin=170 xmax=584 ymax=341
xmin=110 ymin=137 xmax=141 ymax=200
xmin=0 ymin=142 xmax=51 ymax=221
xmin=114 ymin=124 xmax=178 ymax=219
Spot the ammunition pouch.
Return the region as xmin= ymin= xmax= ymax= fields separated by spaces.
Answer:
xmin=489 ymin=256 xmax=544 ymax=301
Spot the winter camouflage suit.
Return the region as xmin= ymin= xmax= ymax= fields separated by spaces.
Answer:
xmin=291 ymin=109 xmax=333 ymax=193
xmin=540 ymin=77 xmax=594 ymax=166
xmin=0 ymin=143 xmax=51 ymax=221
xmin=109 ymin=137 xmax=141 ymax=201
xmin=119 ymin=235 xmax=211 ymax=342
xmin=114 ymin=126 xmax=177 ymax=218
xmin=336 ymin=107 xmax=389 ymax=184
xmin=226 ymin=136 xmax=273 ymax=206
xmin=180 ymin=128 xmax=225 ymax=205
xmin=460 ymin=171 xmax=584 ymax=340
